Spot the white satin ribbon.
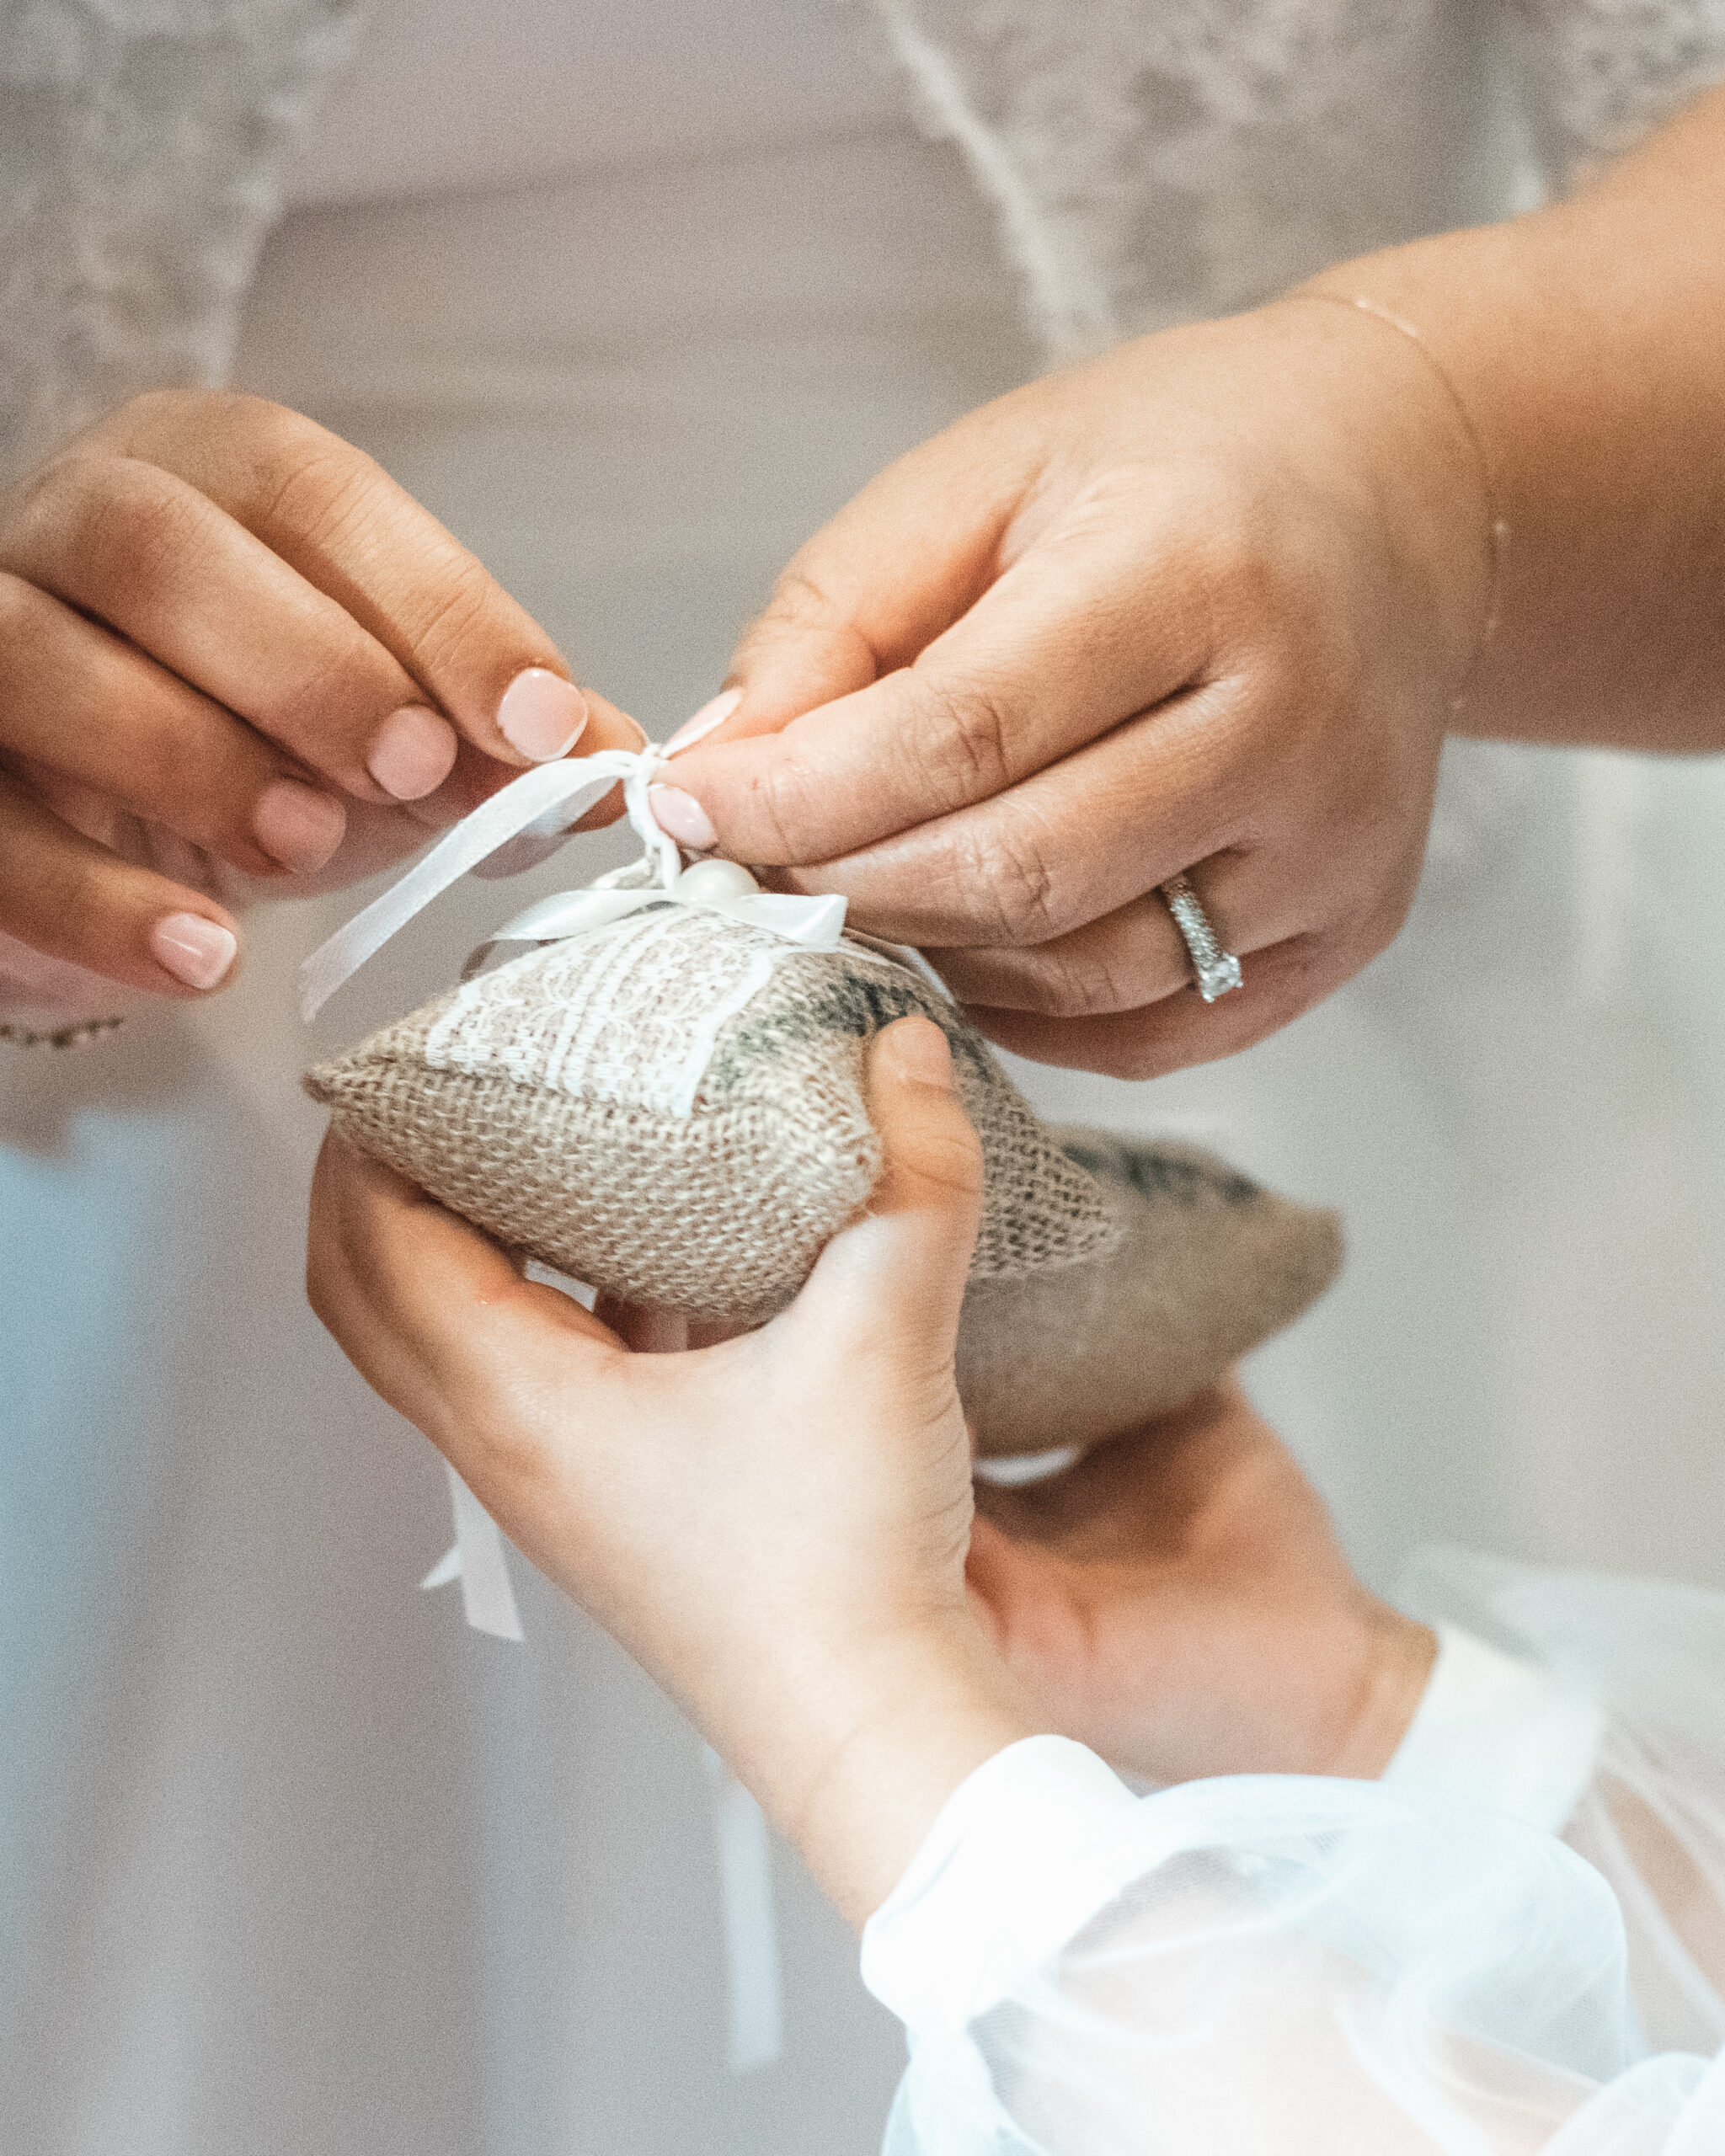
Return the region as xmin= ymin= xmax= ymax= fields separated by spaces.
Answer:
xmin=703 ymin=1745 xmax=786 ymax=2073
xmin=420 ymin=1461 xmax=524 ymax=1641
xmin=299 ymin=739 xmax=846 ymax=1021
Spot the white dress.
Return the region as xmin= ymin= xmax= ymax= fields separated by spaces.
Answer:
xmin=3 ymin=3 xmax=1725 ymax=2152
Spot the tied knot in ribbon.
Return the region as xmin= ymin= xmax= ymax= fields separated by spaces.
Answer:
xmin=299 ymin=733 xmax=846 ymax=1020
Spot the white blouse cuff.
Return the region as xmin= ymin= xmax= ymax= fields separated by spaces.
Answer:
xmin=860 ymin=1735 xmax=1137 ymax=2036
xmin=1381 ymin=1620 xmax=1605 ymax=1833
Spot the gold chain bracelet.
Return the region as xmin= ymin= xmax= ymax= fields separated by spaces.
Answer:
xmin=1284 ymin=288 xmax=1509 ymax=715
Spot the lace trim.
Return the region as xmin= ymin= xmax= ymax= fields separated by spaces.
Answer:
xmin=0 ymin=0 xmax=364 ymax=479
xmin=873 ymin=0 xmax=1725 ymax=358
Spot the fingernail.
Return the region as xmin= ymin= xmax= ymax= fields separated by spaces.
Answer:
xmin=254 ymin=779 xmax=347 ymax=873
xmin=497 ymin=668 xmax=589 ymax=762
xmin=367 ymin=704 xmax=458 ymax=801
xmin=889 ymin=1017 xmax=953 ymax=1089
xmin=151 ymin=913 xmax=238 ymax=990
xmin=647 ymin=784 xmax=717 ymax=848
xmin=664 ymin=686 xmax=741 ymax=756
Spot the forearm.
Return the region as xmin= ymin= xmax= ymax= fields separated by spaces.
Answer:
xmin=1299 ymin=80 xmax=1725 ymax=752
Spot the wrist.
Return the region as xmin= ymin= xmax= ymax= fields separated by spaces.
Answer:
xmin=1327 ymin=1604 xmax=1438 ymax=1779
xmin=716 ymin=1612 xmax=1035 ymax=1929
xmin=1267 ymin=286 xmax=1496 ymax=714
xmin=1290 ymin=117 xmax=1725 ymax=752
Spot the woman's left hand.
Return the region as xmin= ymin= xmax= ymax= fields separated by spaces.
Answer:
xmin=307 ymin=1017 xmax=1031 ymax=1925
xmin=967 ymin=1385 xmax=1434 ymax=1785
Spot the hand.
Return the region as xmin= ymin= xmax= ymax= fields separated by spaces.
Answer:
xmin=0 ymin=388 xmax=640 ymax=1005
xmin=307 ymin=1017 xmax=1031 ymax=1924
xmin=656 ymin=301 xmax=1488 ymax=1077
xmin=966 ymin=1383 xmax=1434 ymax=1785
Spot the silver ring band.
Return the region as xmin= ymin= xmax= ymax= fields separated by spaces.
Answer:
xmin=1159 ymin=875 xmax=1242 ymax=1003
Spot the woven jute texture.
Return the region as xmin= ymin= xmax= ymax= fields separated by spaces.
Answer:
xmin=306 ymin=907 xmax=1116 ymax=1323
xmin=958 ymin=1129 xmax=1343 ymax=1457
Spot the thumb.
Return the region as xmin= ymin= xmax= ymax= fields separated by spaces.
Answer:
xmin=716 ymin=567 xmax=882 ymax=741
xmin=694 ymin=416 xmax=1035 ymax=748
xmin=790 ymin=1017 xmax=982 ymax=1370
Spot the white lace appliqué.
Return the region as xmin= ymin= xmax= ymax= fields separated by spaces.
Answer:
xmin=0 ymin=0 xmax=364 ymax=479
xmin=874 ymin=0 xmax=1725 ymax=358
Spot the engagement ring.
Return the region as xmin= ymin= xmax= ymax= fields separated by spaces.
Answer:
xmin=1159 ymin=874 xmax=1242 ymax=1003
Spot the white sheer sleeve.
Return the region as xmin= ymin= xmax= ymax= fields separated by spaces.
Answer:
xmin=1401 ymin=1545 xmax=1725 ymax=2061
xmin=861 ymin=1712 xmax=1725 ymax=2151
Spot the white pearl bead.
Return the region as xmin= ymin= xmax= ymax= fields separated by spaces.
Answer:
xmin=674 ymin=857 xmax=761 ymax=903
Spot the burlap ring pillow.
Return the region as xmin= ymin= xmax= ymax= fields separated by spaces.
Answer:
xmin=307 ymin=900 xmax=1341 ymax=1458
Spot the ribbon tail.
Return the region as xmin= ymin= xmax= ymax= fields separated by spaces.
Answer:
xmin=419 ymin=1544 xmax=462 ymax=1590
xmin=299 ymin=755 xmax=636 ymax=1018
xmin=441 ymin=1461 xmax=524 ymax=1642
xmin=703 ymin=1745 xmax=784 ymax=2073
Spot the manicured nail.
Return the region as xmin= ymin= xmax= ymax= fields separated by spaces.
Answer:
xmin=254 ymin=779 xmax=347 ymax=873
xmin=888 ymin=1017 xmax=953 ymax=1089
xmin=647 ymin=784 xmax=717 ymax=848
xmin=497 ymin=668 xmax=589 ymax=761
xmin=367 ymin=704 xmax=458 ymax=800
xmin=151 ymin=913 xmax=238 ymax=990
xmin=664 ymin=686 xmax=742 ymax=755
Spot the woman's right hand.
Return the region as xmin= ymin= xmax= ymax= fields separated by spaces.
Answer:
xmin=0 ymin=388 xmax=640 ymax=1004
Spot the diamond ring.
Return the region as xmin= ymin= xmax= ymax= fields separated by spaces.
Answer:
xmin=1159 ymin=874 xmax=1243 ymax=1003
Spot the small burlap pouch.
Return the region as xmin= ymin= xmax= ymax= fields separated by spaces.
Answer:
xmin=307 ymin=905 xmax=1116 ymax=1324
xmin=958 ymin=1129 xmax=1342 ymax=1456
xmin=307 ymin=878 xmax=1341 ymax=1454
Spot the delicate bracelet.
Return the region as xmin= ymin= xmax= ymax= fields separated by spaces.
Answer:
xmin=1284 ymin=288 xmax=1509 ymax=715
xmin=0 ymin=1015 xmax=126 ymax=1050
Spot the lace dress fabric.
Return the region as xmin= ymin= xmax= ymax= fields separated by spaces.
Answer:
xmin=876 ymin=0 xmax=1725 ymax=355
xmin=0 ymin=0 xmax=361 ymax=477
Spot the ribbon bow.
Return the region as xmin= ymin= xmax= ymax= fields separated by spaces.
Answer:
xmin=299 ymin=734 xmax=846 ymax=1020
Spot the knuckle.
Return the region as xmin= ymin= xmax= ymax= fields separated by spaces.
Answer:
xmin=911 ymin=1126 xmax=985 ymax=1199
xmin=397 ymin=549 xmax=508 ymax=674
xmin=28 ymin=452 xmax=207 ymax=590
xmin=746 ymin=747 xmax=819 ymax=862
xmin=910 ymin=675 xmax=1015 ymax=808
xmin=1028 ymin=941 xmax=1143 ymax=1019
xmin=248 ymin=423 xmax=391 ymax=552
xmin=959 ymin=812 xmax=1063 ymax=946
xmin=261 ymin=640 xmax=384 ymax=758
xmin=731 ymin=564 xmax=878 ymax=693
xmin=756 ymin=564 xmax=844 ymax=639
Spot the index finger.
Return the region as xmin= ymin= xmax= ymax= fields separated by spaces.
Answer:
xmin=307 ymin=1133 xmax=620 ymax=1449
xmin=669 ymin=516 xmax=1210 ymax=867
xmin=101 ymin=391 xmax=640 ymax=769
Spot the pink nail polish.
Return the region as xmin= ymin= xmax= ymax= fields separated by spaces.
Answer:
xmin=151 ymin=913 xmax=238 ymax=990
xmin=664 ymin=686 xmax=742 ymax=756
xmin=497 ymin=669 xmax=589 ymax=762
xmin=254 ymin=779 xmax=347 ymax=873
xmin=368 ymin=704 xmax=458 ymax=801
xmin=647 ymin=784 xmax=717 ymax=849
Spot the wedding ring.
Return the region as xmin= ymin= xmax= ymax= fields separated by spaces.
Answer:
xmin=1159 ymin=874 xmax=1242 ymax=1002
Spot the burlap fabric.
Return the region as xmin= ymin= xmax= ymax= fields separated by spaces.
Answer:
xmin=958 ymin=1129 xmax=1343 ymax=1456
xmin=307 ymin=906 xmax=1116 ymax=1323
